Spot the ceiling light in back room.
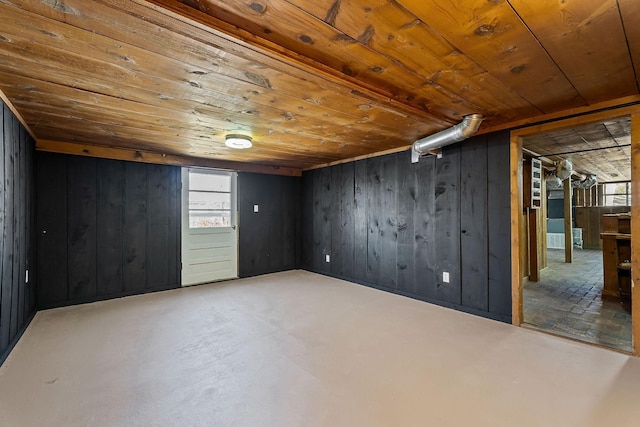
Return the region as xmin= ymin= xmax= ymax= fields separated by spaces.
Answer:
xmin=225 ymin=134 xmax=253 ymax=149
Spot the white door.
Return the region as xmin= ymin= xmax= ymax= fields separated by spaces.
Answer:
xmin=182 ymin=168 xmax=238 ymax=286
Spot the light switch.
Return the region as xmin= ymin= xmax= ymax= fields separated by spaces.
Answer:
xmin=325 ymin=254 xmax=330 ymax=263
xmin=253 ymin=204 xmax=259 ymax=213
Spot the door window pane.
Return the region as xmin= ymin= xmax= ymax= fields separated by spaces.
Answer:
xmin=187 ymin=170 xmax=232 ymax=228
xmin=189 ymin=191 xmax=231 ymax=210
xmin=189 ymin=171 xmax=230 ymax=192
xmin=189 ymin=210 xmax=231 ymax=228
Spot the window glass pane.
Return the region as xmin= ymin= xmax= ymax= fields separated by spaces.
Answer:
xmin=604 ymin=183 xmax=627 ymax=195
xmin=189 ymin=210 xmax=231 ymax=228
xmin=603 ymin=182 xmax=631 ymax=206
xmin=189 ymin=191 xmax=231 ymax=210
xmin=189 ymin=171 xmax=230 ymax=192
xmin=605 ymin=194 xmax=628 ymax=206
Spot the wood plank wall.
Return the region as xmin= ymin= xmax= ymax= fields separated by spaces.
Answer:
xmin=575 ymin=206 xmax=631 ymax=249
xmin=301 ymin=131 xmax=512 ymax=322
xmin=0 ymin=101 xmax=36 ymax=364
xmin=237 ymin=173 xmax=301 ymax=277
xmin=35 ymin=152 xmax=181 ymax=309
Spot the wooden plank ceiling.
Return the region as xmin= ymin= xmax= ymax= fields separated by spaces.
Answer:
xmin=523 ymin=116 xmax=631 ymax=183
xmin=0 ymin=0 xmax=638 ymax=171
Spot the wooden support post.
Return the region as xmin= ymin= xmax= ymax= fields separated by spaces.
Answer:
xmin=597 ymin=184 xmax=604 ymax=207
xmin=540 ymin=175 xmax=548 ymax=269
xmin=564 ymin=177 xmax=573 ymax=263
xmin=511 ymin=135 xmax=523 ymax=325
xmin=528 ymin=208 xmax=540 ymax=282
xmin=584 ymin=188 xmax=591 ymax=207
xmin=631 ymin=114 xmax=640 ymax=356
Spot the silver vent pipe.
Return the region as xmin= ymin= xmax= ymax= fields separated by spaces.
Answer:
xmin=411 ymin=114 xmax=483 ymax=163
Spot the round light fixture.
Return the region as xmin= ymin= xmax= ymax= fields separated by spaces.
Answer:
xmin=225 ymin=134 xmax=253 ymax=149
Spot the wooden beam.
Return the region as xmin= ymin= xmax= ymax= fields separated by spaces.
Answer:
xmin=631 ymin=113 xmax=640 ymax=356
xmin=511 ymin=134 xmax=523 ymax=325
xmin=305 ymin=145 xmax=413 ymax=171
xmin=36 ymin=139 xmax=302 ymax=176
xmin=564 ymin=176 xmax=574 ymax=263
xmin=479 ymin=95 xmax=640 ymax=136
xmin=0 ymin=88 xmax=36 ymax=140
xmin=508 ymin=104 xmax=640 ymax=139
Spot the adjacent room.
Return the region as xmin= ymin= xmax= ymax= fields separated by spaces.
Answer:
xmin=520 ymin=117 xmax=633 ymax=352
xmin=1 ymin=1 xmax=640 ymax=425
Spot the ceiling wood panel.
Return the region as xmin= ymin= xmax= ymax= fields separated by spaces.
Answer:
xmin=171 ymin=0 xmax=481 ymax=121
xmin=522 ymin=117 xmax=631 ymax=182
xmin=286 ymin=0 xmax=540 ymax=122
xmin=619 ymin=0 xmax=640 ymax=87
xmin=396 ymin=0 xmax=586 ymax=112
xmin=0 ymin=75 xmax=392 ymax=167
xmin=1 ymin=0 xmax=438 ymax=132
xmin=508 ymin=0 xmax=638 ymax=103
xmin=0 ymin=0 xmax=638 ymax=170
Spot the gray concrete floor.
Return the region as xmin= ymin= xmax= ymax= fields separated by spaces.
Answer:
xmin=524 ymin=249 xmax=632 ymax=352
xmin=2 ymin=270 xmax=640 ymax=426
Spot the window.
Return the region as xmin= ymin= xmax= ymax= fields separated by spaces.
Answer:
xmin=604 ymin=182 xmax=631 ymax=207
xmin=187 ymin=170 xmax=232 ymax=228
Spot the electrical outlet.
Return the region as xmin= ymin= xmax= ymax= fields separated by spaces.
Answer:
xmin=325 ymin=254 xmax=330 ymax=263
xmin=442 ymin=272 xmax=450 ymax=283
xmin=253 ymin=204 xmax=259 ymax=213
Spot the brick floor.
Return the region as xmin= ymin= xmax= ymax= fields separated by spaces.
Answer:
xmin=523 ymin=248 xmax=632 ymax=352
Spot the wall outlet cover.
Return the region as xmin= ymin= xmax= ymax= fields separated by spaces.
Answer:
xmin=253 ymin=204 xmax=259 ymax=213
xmin=443 ymin=272 xmax=450 ymax=283
xmin=325 ymin=254 xmax=330 ymax=263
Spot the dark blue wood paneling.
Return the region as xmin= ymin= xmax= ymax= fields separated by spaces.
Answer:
xmin=396 ymin=151 xmax=417 ymax=294
xmin=36 ymin=153 xmax=68 ymax=305
xmin=1 ymin=104 xmax=14 ymax=350
xmin=237 ymin=172 xmax=301 ymax=278
xmin=353 ymin=161 xmax=367 ymax=283
xmin=339 ymin=163 xmax=355 ymax=279
xmin=36 ymin=154 xmax=180 ymax=309
xmin=67 ymin=156 xmax=98 ymax=301
xmin=1 ymin=101 xmax=36 ymax=364
xmin=488 ymin=131 xmax=513 ymax=320
xmin=301 ymin=132 xmax=512 ymax=322
xmin=434 ymin=144 xmax=461 ymax=305
xmin=123 ymin=163 xmax=147 ymax=293
xmin=96 ymin=160 xmax=124 ymax=296
xmin=460 ymin=135 xmax=489 ymax=312
xmin=414 ymin=154 xmax=437 ymax=300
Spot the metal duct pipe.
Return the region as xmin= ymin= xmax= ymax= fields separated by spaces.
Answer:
xmin=411 ymin=114 xmax=483 ymax=163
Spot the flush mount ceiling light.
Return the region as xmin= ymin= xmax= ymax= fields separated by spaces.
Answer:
xmin=225 ymin=134 xmax=253 ymax=149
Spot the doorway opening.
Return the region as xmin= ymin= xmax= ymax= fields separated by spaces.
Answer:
xmin=181 ymin=168 xmax=238 ymax=286
xmin=510 ymin=110 xmax=640 ymax=355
